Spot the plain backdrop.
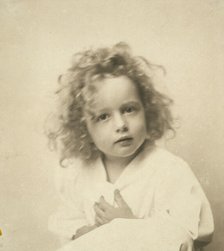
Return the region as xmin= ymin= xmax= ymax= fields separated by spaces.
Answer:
xmin=0 ymin=0 xmax=223 ymax=250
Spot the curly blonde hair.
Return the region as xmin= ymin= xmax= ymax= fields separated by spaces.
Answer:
xmin=47 ymin=42 xmax=174 ymax=166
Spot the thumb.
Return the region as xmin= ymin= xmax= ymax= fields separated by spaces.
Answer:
xmin=114 ymin=189 xmax=128 ymax=208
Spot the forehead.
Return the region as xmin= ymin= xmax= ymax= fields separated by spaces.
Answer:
xmin=89 ymin=76 xmax=141 ymax=108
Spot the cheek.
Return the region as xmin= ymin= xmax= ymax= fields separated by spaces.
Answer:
xmin=131 ymin=114 xmax=147 ymax=131
xmin=86 ymin=123 xmax=108 ymax=144
xmin=90 ymin=134 xmax=109 ymax=153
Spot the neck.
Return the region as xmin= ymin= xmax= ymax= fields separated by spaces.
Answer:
xmin=103 ymin=155 xmax=133 ymax=170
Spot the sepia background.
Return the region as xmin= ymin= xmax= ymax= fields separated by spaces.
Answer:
xmin=0 ymin=0 xmax=223 ymax=250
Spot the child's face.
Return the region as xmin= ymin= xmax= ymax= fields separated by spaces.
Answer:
xmin=85 ymin=75 xmax=147 ymax=161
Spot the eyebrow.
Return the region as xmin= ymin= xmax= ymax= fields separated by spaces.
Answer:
xmin=92 ymin=100 xmax=142 ymax=114
xmin=121 ymin=100 xmax=141 ymax=106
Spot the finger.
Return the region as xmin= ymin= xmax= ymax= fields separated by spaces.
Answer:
xmin=95 ymin=215 xmax=108 ymax=225
xmin=99 ymin=196 xmax=113 ymax=211
xmin=95 ymin=215 xmax=104 ymax=225
xmin=94 ymin=203 xmax=105 ymax=218
xmin=114 ymin=189 xmax=129 ymax=208
xmin=74 ymin=226 xmax=87 ymax=239
xmin=74 ymin=232 xmax=81 ymax=239
xmin=94 ymin=220 xmax=101 ymax=227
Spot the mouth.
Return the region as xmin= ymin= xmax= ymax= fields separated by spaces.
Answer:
xmin=115 ymin=136 xmax=133 ymax=144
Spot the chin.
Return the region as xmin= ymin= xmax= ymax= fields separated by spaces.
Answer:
xmin=117 ymin=147 xmax=140 ymax=158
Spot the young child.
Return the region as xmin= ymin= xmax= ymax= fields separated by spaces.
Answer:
xmin=48 ymin=42 xmax=214 ymax=251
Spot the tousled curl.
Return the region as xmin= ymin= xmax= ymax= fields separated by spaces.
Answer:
xmin=46 ymin=42 xmax=174 ymax=166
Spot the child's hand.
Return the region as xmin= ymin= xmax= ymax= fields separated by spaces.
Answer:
xmin=73 ymin=224 xmax=97 ymax=239
xmin=94 ymin=189 xmax=136 ymax=226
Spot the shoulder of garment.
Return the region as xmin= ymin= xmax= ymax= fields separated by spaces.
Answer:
xmin=139 ymin=146 xmax=196 ymax=182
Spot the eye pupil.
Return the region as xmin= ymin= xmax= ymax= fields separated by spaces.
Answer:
xmin=125 ymin=106 xmax=134 ymax=113
xmin=98 ymin=113 xmax=108 ymax=121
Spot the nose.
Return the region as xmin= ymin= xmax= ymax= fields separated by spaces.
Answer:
xmin=114 ymin=112 xmax=128 ymax=133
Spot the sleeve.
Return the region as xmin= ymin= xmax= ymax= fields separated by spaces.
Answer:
xmin=153 ymin=159 xmax=214 ymax=247
xmin=48 ymin=162 xmax=88 ymax=243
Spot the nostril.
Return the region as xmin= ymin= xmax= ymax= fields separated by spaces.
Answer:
xmin=123 ymin=125 xmax=128 ymax=132
xmin=116 ymin=124 xmax=128 ymax=133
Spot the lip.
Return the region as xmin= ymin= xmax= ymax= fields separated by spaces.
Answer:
xmin=115 ymin=136 xmax=133 ymax=144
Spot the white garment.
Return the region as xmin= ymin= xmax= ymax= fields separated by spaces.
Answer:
xmin=48 ymin=144 xmax=214 ymax=250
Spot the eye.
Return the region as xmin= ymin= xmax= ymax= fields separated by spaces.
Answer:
xmin=123 ymin=106 xmax=136 ymax=114
xmin=96 ymin=113 xmax=110 ymax=122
